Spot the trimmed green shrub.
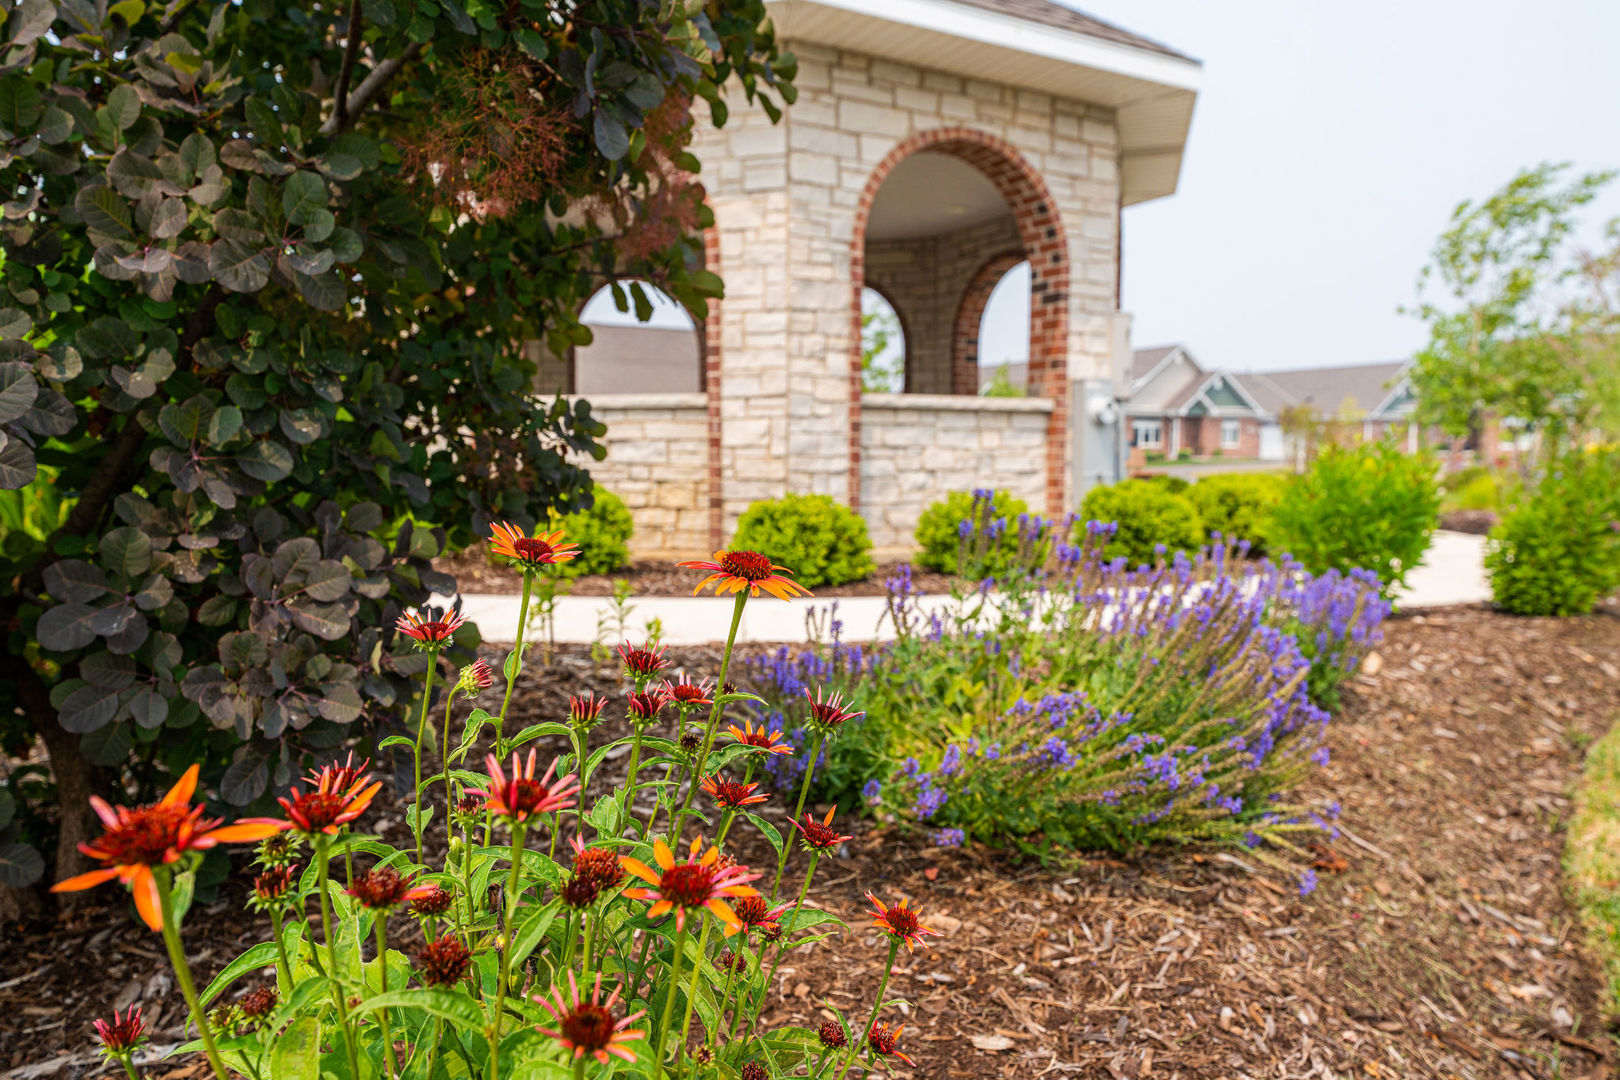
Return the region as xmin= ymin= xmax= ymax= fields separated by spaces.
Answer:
xmin=914 ymin=489 xmax=1029 ymax=575
xmin=1187 ymin=472 xmax=1288 ymax=552
xmin=1267 ymin=441 xmax=1440 ymax=597
xmin=1486 ymin=449 xmax=1620 ymax=615
xmin=733 ymin=493 xmax=875 ymax=588
xmin=548 ymin=486 xmax=635 ymax=578
xmin=1079 ymin=478 xmax=1204 ymax=566
xmin=1144 ymin=474 xmax=1190 ymax=495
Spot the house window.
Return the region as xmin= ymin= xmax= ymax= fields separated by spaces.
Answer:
xmin=1220 ymin=419 xmax=1241 ymax=449
xmin=1133 ymin=420 xmax=1163 ymax=448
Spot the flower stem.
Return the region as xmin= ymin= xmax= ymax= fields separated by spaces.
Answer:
xmin=675 ymin=915 xmax=713 ymax=1070
xmin=314 ymin=838 xmax=362 ymax=1080
xmin=771 ymin=733 xmax=824 ymax=899
xmin=412 ymin=658 xmax=438 ymax=867
xmin=651 ymin=920 xmax=687 ymax=1075
xmin=269 ymin=907 xmax=293 ymax=991
xmin=495 ymin=570 xmax=536 ymax=760
xmin=153 ymin=871 xmax=229 ymax=1080
xmin=756 ymin=850 xmax=819 ymax=1034
xmin=375 ymin=914 xmax=398 ymax=1080
xmin=833 ymin=939 xmax=899 ymax=1080
xmin=620 ymin=727 xmax=646 ymax=833
xmin=117 ymin=1057 xmax=141 ymax=1080
xmin=438 ymin=686 xmax=460 ymax=846
xmin=673 ymin=593 xmax=747 ymax=840
xmin=488 ymin=821 xmax=525 ymax=1080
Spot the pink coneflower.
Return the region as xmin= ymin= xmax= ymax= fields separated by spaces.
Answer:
xmin=803 ymin=687 xmax=862 ymax=734
xmin=466 ymin=750 xmax=579 ymax=825
xmin=568 ymin=692 xmax=608 ymax=730
xmin=395 ymin=609 xmax=468 ymax=649
xmin=620 ymin=837 xmax=761 ymax=935
xmin=626 ymin=688 xmax=671 ymax=727
xmin=727 ymin=718 xmax=794 ymax=756
xmin=94 ymin=1006 xmax=146 ymax=1056
xmin=488 ymin=522 xmax=580 ymax=572
xmin=534 ymin=973 xmax=646 ymax=1065
xmin=415 ymin=937 xmax=473 ymax=987
xmin=866 ymin=893 xmax=941 ymax=952
xmin=792 ymin=806 xmax=853 ymax=852
xmin=678 ymin=550 xmax=811 ymax=600
xmin=701 ymin=772 xmax=769 ymax=810
xmin=51 ymin=765 xmax=279 ymax=931
xmin=662 ymin=674 xmax=714 ymax=710
xmin=867 ymin=1022 xmax=915 ymax=1066
xmin=345 ymin=867 xmax=438 ymax=910
xmin=619 ymin=642 xmax=670 ymax=684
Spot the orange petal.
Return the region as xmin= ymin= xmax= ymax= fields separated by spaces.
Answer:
xmin=50 ymin=866 xmax=120 ymax=893
xmin=208 ymin=821 xmax=284 ymax=843
xmin=647 ymin=900 xmax=673 ymax=920
xmin=652 ymin=839 xmax=675 ymax=871
xmin=162 ymin=764 xmax=201 ymax=807
xmin=706 ymin=898 xmax=740 ymax=927
xmin=131 ymin=866 xmax=164 ymax=931
xmin=619 ymin=858 xmax=662 ymax=887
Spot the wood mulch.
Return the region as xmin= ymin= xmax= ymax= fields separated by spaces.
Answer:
xmin=435 ymin=551 xmax=958 ymax=597
xmin=4 ymin=604 xmax=1620 ymax=1078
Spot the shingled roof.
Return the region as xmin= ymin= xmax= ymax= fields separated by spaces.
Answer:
xmin=951 ymin=0 xmax=1196 ymax=61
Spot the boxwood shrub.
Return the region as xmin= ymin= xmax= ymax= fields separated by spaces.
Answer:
xmin=549 ymin=486 xmax=635 ymax=578
xmin=1486 ymin=449 xmax=1620 ymax=616
xmin=732 ymin=493 xmax=875 ymax=588
xmin=1186 ymin=472 xmax=1288 ymax=553
xmin=914 ymin=489 xmax=1029 ymax=575
xmin=1079 ymin=478 xmax=1204 ymax=566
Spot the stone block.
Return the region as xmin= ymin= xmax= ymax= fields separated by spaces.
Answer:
xmin=838 ymin=100 xmax=910 ymax=138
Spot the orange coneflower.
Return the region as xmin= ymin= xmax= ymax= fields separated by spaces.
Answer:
xmin=701 ymin=772 xmax=769 ymax=810
xmin=866 ymin=893 xmax=941 ymax=951
xmin=534 ymin=973 xmax=646 ymax=1065
xmin=395 ymin=609 xmax=468 ymax=649
xmin=620 ymin=836 xmax=761 ymax=935
xmin=661 ymin=674 xmax=714 ymax=711
xmin=727 ymin=718 xmax=794 ymax=756
xmin=345 ymin=867 xmax=439 ymax=910
xmin=51 ymin=765 xmax=281 ymax=930
xmin=466 ymin=749 xmax=579 ymax=825
xmin=867 ymin=1021 xmax=916 ymax=1066
xmin=488 ymin=522 xmax=580 ymax=573
xmin=242 ymin=758 xmax=383 ymax=837
xmin=677 ymin=550 xmax=811 ymax=601
xmin=791 ymin=806 xmax=853 ymax=852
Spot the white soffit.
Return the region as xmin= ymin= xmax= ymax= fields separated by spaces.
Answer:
xmin=766 ymin=0 xmax=1201 ymax=206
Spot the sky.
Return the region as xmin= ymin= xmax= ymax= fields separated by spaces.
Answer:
xmin=587 ymin=0 xmax=1620 ymax=378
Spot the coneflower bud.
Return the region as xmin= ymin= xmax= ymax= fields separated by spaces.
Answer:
xmin=568 ymin=692 xmax=608 ymax=731
xmin=456 ymin=658 xmax=495 ymax=696
xmin=817 ymin=1020 xmax=847 ymax=1049
xmin=94 ymin=1006 xmax=146 ymax=1057
xmin=239 ymin=986 xmax=277 ymax=1019
xmin=415 ymin=937 xmax=473 ymax=988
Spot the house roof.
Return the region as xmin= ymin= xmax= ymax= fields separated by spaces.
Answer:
xmin=950 ymin=0 xmax=1194 ymax=61
xmin=1129 ymin=344 xmax=1183 ymax=383
xmin=1243 ymin=361 xmax=1410 ymax=420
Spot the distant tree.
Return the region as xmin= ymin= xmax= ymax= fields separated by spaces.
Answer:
xmin=980 ymin=363 xmax=1025 ymax=398
xmin=1407 ymin=163 xmax=1620 ymax=466
xmin=860 ymin=290 xmax=903 ymax=392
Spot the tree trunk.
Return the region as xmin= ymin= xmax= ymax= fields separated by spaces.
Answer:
xmin=2 ymin=650 xmax=96 ymax=898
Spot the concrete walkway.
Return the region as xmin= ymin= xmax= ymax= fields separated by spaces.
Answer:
xmin=441 ymin=530 xmax=1492 ymax=646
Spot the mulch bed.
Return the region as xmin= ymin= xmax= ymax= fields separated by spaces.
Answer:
xmin=5 ymin=603 xmax=1620 ymax=1078
xmin=435 ymin=551 xmax=958 ymax=597
xmin=1440 ymin=509 xmax=1499 ymax=535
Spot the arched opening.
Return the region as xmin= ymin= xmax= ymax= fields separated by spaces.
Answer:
xmin=954 ymin=255 xmax=1029 ymax=395
xmin=849 ymin=128 xmax=1070 ymax=513
xmin=860 ymin=286 xmax=907 ymax=393
xmin=572 ymin=279 xmax=702 ymax=395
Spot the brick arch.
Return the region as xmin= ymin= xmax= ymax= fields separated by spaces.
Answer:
xmin=858 ymin=279 xmax=915 ymax=393
xmin=849 ymin=127 xmax=1070 ymax=515
xmin=951 ymin=251 xmax=1027 ymax=395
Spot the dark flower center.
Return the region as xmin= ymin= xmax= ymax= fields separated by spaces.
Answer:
xmin=411 ymin=885 xmax=454 ymax=916
xmin=799 ymin=819 xmax=845 ymax=849
xmin=416 ymin=937 xmax=473 ymax=986
xmin=670 ymin=684 xmax=709 ymax=703
xmin=560 ymin=1003 xmax=617 ymax=1052
xmin=561 ymin=875 xmax=600 ymax=909
xmin=512 ymin=537 xmax=557 ymax=563
xmin=350 ymin=867 xmax=413 ymax=909
xmin=880 ymin=906 xmax=921 ymax=938
xmin=710 ymin=780 xmax=755 ymax=807
xmin=508 ymin=778 xmax=545 ymax=815
xmin=291 ymin=791 xmax=350 ymax=830
xmin=574 ymin=847 xmax=624 ymax=889
xmin=416 ymin=621 xmax=456 ymax=641
xmin=658 ymin=862 xmax=719 ymax=908
xmin=720 ymin=550 xmax=774 ymax=581
xmin=254 ymin=865 xmax=294 ymax=899
xmin=239 ymin=987 xmax=277 ymax=1019
xmin=817 ymin=1020 xmax=847 ymax=1049
xmin=733 ymin=895 xmax=771 ymax=926
xmin=99 ymin=804 xmax=195 ymax=865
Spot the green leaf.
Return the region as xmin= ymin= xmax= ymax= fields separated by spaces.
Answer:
xmin=744 ymin=812 xmax=783 ymax=859
xmin=270 ymin=1017 xmax=319 ymax=1080
xmin=592 ymin=109 xmax=628 ymax=161
xmin=0 ymin=362 xmax=37 ymax=424
xmin=105 ymin=84 xmax=142 ymax=131
xmin=75 ymin=185 xmax=134 ymax=240
xmin=0 ymin=76 xmax=43 ymax=133
xmin=513 ymin=29 xmax=548 ymax=61
xmin=281 ymin=171 xmax=327 ymax=223
xmin=508 ymin=720 xmax=571 ymax=747
xmin=510 ymin=899 xmax=560 ymax=964
xmin=100 ymin=526 xmax=153 ymax=578
xmin=201 ymin=941 xmax=282 ymax=1005
xmin=352 ymin=988 xmax=486 ymax=1029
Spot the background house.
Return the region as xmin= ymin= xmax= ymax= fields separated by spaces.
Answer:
xmin=1121 ymin=344 xmax=1268 ymax=460
xmin=1244 ymin=361 xmax=1418 ymax=462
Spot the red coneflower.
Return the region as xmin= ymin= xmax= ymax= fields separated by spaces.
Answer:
xmin=395 ymin=609 xmax=468 ymax=649
xmin=817 ymin=1019 xmax=847 ymax=1050
xmin=561 ymin=874 xmax=601 ymax=909
xmin=488 ymin=522 xmax=580 ymax=572
xmin=51 ymin=765 xmax=280 ymax=931
xmin=717 ymin=949 xmax=750 ymax=975
xmin=701 ymin=772 xmax=769 ymax=809
xmin=678 ymin=550 xmax=811 ymax=601
xmin=409 ymin=884 xmax=455 ymax=917
xmin=792 ymin=806 xmax=853 ymax=852
xmin=568 ymin=692 xmax=608 ymax=730
xmin=866 ymin=893 xmax=941 ymax=952
xmin=661 ymin=675 xmax=714 ymax=710
xmin=415 ymin=936 xmax=473 ymax=987
xmin=94 ymin=1006 xmax=146 ymax=1056
xmin=740 ymin=1061 xmax=769 ymax=1080
xmin=626 ymin=688 xmax=671 ymax=727
xmin=243 ymin=760 xmax=382 ymax=838
xmin=804 ymin=687 xmax=862 ymax=734
xmin=238 ymin=986 xmax=277 ymax=1019
xmin=248 ymin=863 xmax=296 ymax=911
xmin=618 ymin=642 xmax=670 ymax=684
xmin=458 ymin=658 xmax=495 ymax=694
xmin=620 ymin=836 xmax=762 ymax=935
xmin=466 ymin=750 xmax=579 ymax=825
xmin=732 ymin=893 xmax=790 ymax=934
xmin=570 ymin=836 xmax=626 ymax=890
xmin=867 ymin=1022 xmax=915 ymax=1066
xmin=345 ymin=867 xmax=438 ymax=910
xmin=727 ymin=718 xmax=794 ymax=756
xmin=534 ymin=972 xmax=646 ymax=1065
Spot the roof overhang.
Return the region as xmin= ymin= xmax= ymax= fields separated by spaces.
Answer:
xmin=765 ymin=0 xmax=1200 ymax=205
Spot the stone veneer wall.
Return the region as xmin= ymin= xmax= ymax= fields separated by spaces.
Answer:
xmin=859 ymin=393 xmax=1053 ymax=550
xmin=569 ymin=394 xmax=711 ymax=556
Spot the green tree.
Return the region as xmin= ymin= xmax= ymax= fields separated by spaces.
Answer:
xmin=1408 ymin=163 xmax=1620 ymax=464
xmin=860 ymin=289 xmax=902 ymax=392
xmin=0 ymin=0 xmax=792 ymax=891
